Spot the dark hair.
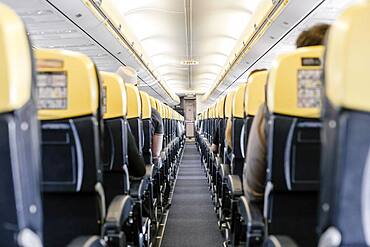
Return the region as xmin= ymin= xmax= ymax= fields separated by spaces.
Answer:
xmin=296 ymin=23 xmax=330 ymax=48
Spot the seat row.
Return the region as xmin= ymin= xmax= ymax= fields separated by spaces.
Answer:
xmin=0 ymin=4 xmax=185 ymax=247
xmin=196 ymin=2 xmax=370 ymax=246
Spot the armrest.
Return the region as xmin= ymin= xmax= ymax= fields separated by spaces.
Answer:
xmin=145 ymin=164 xmax=154 ymax=178
xmin=220 ymin=163 xmax=230 ymax=178
xmin=161 ymin=150 xmax=167 ymax=161
xmin=239 ymin=196 xmax=264 ymax=244
xmin=130 ymin=178 xmax=149 ymax=199
xmin=17 ymin=228 xmax=42 ymax=247
xmin=215 ymin=156 xmax=221 ymax=169
xmin=226 ymin=175 xmax=243 ymax=196
xmin=67 ymin=236 xmax=105 ymax=247
xmin=264 ymin=235 xmax=298 ymax=247
xmin=103 ymin=195 xmax=133 ymax=232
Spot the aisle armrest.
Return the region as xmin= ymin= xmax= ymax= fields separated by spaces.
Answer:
xmin=130 ymin=178 xmax=149 ymax=199
xmin=227 ymin=175 xmax=243 ymax=196
xmin=103 ymin=195 xmax=133 ymax=231
xmin=239 ymin=196 xmax=264 ymax=244
xmin=263 ymin=235 xmax=298 ymax=247
xmin=67 ymin=236 xmax=105 ymax=247
xmin=220 ymin=163 xmax=230 ymax=178
xmin=145 ymin=164 xmax=155 ymax=178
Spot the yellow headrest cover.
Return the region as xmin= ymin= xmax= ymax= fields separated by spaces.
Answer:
xmin=149 ymin=96 xmax=157 ymax=110
xmin=170 ymin=108 xmax=174 ymax=120
xmin=267 ymin=46 xmax=324 ymax=118
xmin=233 ymin=83 xmax=247 ymax=118
xmin=214 ymin=101 xmax=220 ymax=118
xmin=167 ymin=106 xmax=172 ymax=119
xmin=245 ymin=70 xmax=268 ymax=116
xmin=101 ymin=71 xmax=127 ymax=119
xmin=216 ymin=96 xmax=226 ymax=118
xmin=208 ymin=107 xmax=213 ymax=119
xmin=140 ymin=91 xmax=152 ymax=120
xmin=326 ymin=1 xmax=370 ymax=112
xmin=155 ymin=99 xmax=162 ymax=116
xmin=213 ymin=104 xmax=217 ymax=118
xmin=126 ymin=83 xmax=141 ymax=119
xmin=168 ymin=106 xmax=173 ymax=119
xmin=159 ymin=101 xmax=165 ymax=118
xmin=0 ymin=4 xmax=32 ymax=113
xmin=36 ymin=49 xmax=99 ymax=120
xmin=225 ymin=91 xmax=236 ymax=118
xmin=162 ymin=104 xmax=167 ymax=119
xmin=203 ymin=110 xmax=207 ymax=120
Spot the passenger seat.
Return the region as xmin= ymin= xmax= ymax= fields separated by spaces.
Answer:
xmin=0 ymin=4 xmax=42 ymax=246
xmin=319 ymin=2 xmax=370 ymax=246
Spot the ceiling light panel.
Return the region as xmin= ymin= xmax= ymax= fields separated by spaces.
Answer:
xmin=114 ymin=0 xmax=258 ymax=94
xmin=2 ymin=0 xmax=179 ymax=105
xmin=204 ymin=0 xmax=356 ymax=103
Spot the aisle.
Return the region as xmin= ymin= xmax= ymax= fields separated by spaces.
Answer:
xmin=161 ymin=142 xmax=223 ymax=247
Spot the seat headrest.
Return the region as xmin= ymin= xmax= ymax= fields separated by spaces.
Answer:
xmin=203 ymin=110 xmax=208 ymax=120
xmin=245 ymin=70 xmax=268 ymax=116
xmin=233 ymin=83 xmax=247 ymax=118
xmin=212 ymin=100 xmax=218 ymax=118
xmin=169 ymin=106 xmax=173 ymax=119
xmin=213 ymin=104 xmax=217 ymax=119
xmin=216 ymin=95 xmax=226 ymax=118
xmin=140 ymin=91 xmax=152 ymax=120
xmin=158 ymin=102 xmax=165 ymax=118
xmin=36 ymin=49 xmax=99 ymax=120
xmin=167 ymin=106 xmax=172 ymax=119
xmin=267 ymin=46 xmax=324 ymax=118
xmin=101 ymin=71 xmax=127 ymax=119
xmin=126 ymin=83 xmax=141 ymax=119
xmin=208 ymin=106 xmax=213 ymax=119
xmin=116 ymin=66 xmax=137 ymax=85
xmin=225 ymin=91 xmax=236 ymax=118
xmin=167 ymin=105 xmax=172 ymax=119
xmin=0 ymin=4 xmax=32 ymax=114
xmin=149 ymin=96 xmax=157 ymax=110
xmin=169 ymin=108 xmax=174 ymax=120
xmin=162 ymin=104 xmax=167 ymax=119
xmin=207 ymin=107 xmax=212 ymax=119
xmin=325 ymin=1 xmax=370 ymax=112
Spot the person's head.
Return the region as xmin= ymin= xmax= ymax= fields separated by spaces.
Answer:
xmin=116 ymin=65 xmax=138 ymax=86
xmin=296 ymin=23 xmax=330 ymax=48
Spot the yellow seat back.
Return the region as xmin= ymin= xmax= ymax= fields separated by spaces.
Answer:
xmin=126 ymin=84 xmax=141 ymax=119
xmin=225 ymin=91 xmax=236 ymax=119
xmin=217 ymin=96 xmax=226 ymax=119
xmin=0 ymin=5 xmax=32 ymax=113
xmin=232 ymin=83 xmax=247 ymax=118
xmin=101 ymin=71 xmax=127 ymax=119
xmin=140 ymin=91 xmax=152 ymax=120
xmin=325 ymin=1 xmax=370 ymax=112
xmin=36 ymin=49 xmax=99 ymax=120
xmin=267 ymin=46 xmax=324 ymax=118
xmin=245 ymin=70 xmax=268 ymax=116
xmin=150 ymin=96 xmax=157 ymax=110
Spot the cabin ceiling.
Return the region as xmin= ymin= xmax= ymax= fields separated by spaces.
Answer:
xmin=1 ymin=0 xmax=356 ymax=106
xmin=115 ymin=0 xmax=259 ymax=95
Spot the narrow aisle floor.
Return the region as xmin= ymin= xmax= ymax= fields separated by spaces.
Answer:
xmin=161 ymin=141 xmax=224 ymax=247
